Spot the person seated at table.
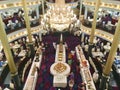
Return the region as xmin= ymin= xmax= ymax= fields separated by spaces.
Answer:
xmin=100 ymin=42 xmax=104 ymax=51
xmin=0 ymin=61 xmax=3 ymax=67
xmin=112 ymin=17 xmax=118 ymax=25
xmin=45 ymin=42 xmax=49 ymax=49
xmin=36 ymin=46 xmax=42 ymax=55
xmin=69 ymin=72 xmax=74 ymax=80
xmin=7 ymin=20 xmax=15 ymax=30
xmin=68 ymin=52 xmax=73 ymax=66
xmin=71 ymin=50 xmax=75 ymax=56
xmin=53 ymin=42 xmax=56 ymax=49
xmin=25 ymin=47 xmax=31 ymax=57
xmin=68 ymin=57 xmax=73 ymax=66
xmin=14 ymin=48 xmax=20 ymax=56
xmin=78 ymin=82 xmax=86 ymax=90
xmin=102 ymin=14 xmax=112 ymax=24
xmin=104 ymin=42 xmax=111 ymax=53
xmin=92 ymin=71 xmax=99 ymax=83
xmin=20 ymin=41 xmax=27 ymax=50
xmin=68 ymin=52 xmax=73 ymax=59
xmin=69 ymin=78 xmax=74 ymax=90
xmin=35 ymin=65 xmax=40 ymax=76
xmin=76 ymin=61 xmax=80 ymax=74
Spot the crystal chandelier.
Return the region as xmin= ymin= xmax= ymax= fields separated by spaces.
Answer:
xmin=42 ymin=0 xmax=77 ymax=31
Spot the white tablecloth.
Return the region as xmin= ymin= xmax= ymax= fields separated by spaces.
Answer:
xmin=55 ymin=45 xmax=66 ymax=62
xmin=12 ymin=44 xmax=21 ymax=49
xmin=92 ymin=52 xmax=104 ymax=57
xmin=18 ymin=50 xmax=26 ymax=57
xmin=115 ymin=56 xmax=120 ymax=60
xmin=104 ymin=45 xmax=111 ymax=52
xmin=53 ymin=75 xmax=67 ymax=87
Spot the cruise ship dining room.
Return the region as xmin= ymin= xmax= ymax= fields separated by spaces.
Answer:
xmin=0 ymin=0 xmax=120 ymax=90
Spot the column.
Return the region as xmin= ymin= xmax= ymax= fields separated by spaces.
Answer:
xmin=99 ymin=17 xmax=120 ymax=90
xmin=79 ymin=0 xmax=82 ymax=29
xmin=42 ymin=0 xmax=45 ymax=15
xmin=79 ymin=0 xmax=82 ymax=19
xmin=0 ymin=41 xmax=2 ymax=51
xmin=36 ymin=5 xmax=40 ymax=19
xmin=0 ymin=15 xmax=21 ymax=90
xmin=84 ymin=6 xmax=88 ymax=20
xmin=88 ymin=0 xmax=101 ymax=56
xmin=22 ymin=0 xmax=35 ymax=56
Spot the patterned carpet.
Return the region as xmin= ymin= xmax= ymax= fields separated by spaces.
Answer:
xmin=35 ymin=32 xmax=84 ymax=90
xmin=34 ymin=32 xmax=120 ymax=90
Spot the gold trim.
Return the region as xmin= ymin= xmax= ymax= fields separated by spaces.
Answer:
xmin=0 ymin=1 xmax=41 ymax=9
xmin=83 ymin=1 xmax=120 ymax=10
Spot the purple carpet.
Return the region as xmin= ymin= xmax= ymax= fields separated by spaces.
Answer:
xmin=35 ymin=33 xmax=84 ymax=90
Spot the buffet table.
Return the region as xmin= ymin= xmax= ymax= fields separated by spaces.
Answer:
xmin=23 ymin=52 xmax=42 ymax=90
xmin=50 ymin=43 xmax=70 ymax=88
xmin=55 ymin=44 xmax=66 ymax=62
xmin=76 ymin=45 xmax=96 ymax=90
xmin=53 ymin=75 xmax=67 ymax=87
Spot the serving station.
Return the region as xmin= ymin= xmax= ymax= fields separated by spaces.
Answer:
xmin=50 ymin=34 xmax=70 ymax=87
xmin=76 ymin=45 xmax=96 ymax=90
xmin=23 ymin=47 xmax=42 ymax=90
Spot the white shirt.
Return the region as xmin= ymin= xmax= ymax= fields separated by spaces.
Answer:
xmin=93 ymin=72 xmax=99 ymax=83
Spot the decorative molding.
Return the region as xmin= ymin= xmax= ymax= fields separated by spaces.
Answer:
xmin=83 ymin=1 xmax=120 ymax=10
xmin=0 ymin=1 xmax=41 ymax=9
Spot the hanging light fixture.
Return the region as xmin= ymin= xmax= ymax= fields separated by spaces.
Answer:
xmin=42 ymin=0 xmax=77 ymax=31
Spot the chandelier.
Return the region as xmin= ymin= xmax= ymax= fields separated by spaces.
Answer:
xmin=42 ymin=0 xmax=77 ymax=31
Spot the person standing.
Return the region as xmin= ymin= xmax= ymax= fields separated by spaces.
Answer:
xmin=35 ymin=65 xmax=40 ymax=77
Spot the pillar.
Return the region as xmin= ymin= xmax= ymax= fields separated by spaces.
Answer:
xmin=42 ymin=0 xmax=45 ymax=15
xmin=84 ymin=6 xmax=88 ymax=20
xmin=0 ymin=15 xmax=21 ymax=90
xmin=79 ymin=0 xmax=82 ymax=29
xmin=99 ymin=17 xmax=120 ymax=90
xmin=88 ymin=0 xmax=101 ymax=56
xmin=79 ymin=0 xmax=82 ymax=19
xmin=36 ymin=5 xmax=40 ymax=19
xmin=0 ymin=41 xmax=2 ymax=51
xmin=22 ymin=0 xmax=35 ymax=56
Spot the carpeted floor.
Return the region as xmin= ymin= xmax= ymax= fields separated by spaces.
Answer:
xmin=35 ymin=33 xmax=85 ymax=90
xmin=35 ymin=32 xmax=120 ymax=90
